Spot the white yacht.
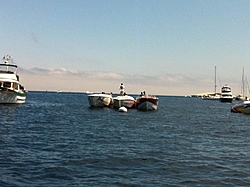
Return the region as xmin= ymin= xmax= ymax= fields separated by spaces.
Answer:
xmin=0 ymin=55 xmax=27 ymax=104
xmin=220 ymin=85 xmax=233 ymax=103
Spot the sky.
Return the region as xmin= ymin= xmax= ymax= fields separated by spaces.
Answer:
xmin=1 ymin=0 xmax=250 ymax=96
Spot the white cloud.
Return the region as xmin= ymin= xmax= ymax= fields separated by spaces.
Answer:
xmin=18 ymin=66 xmax=241 ymax=96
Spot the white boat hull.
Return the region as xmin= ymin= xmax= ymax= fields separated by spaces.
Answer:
xmin=87 ymin=94 xmax=112 ymax=107
xmin=113 ymin=96 xmax=135 ymax=109
xmin=0 ymin=90 xmax=26 ymax=104
xmin=202 ymin=96 xmax=220 ymax=100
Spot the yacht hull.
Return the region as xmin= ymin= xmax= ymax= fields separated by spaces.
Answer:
xmin=0 ymin=90 xmax=26 ymax=104
xmin=220 ymin=97 xmax=233 ymax=103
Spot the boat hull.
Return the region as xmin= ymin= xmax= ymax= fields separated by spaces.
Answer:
xmin=113 ymin=96 xmax=135 ymax=109
xmin=0 ymin=90 xmax=26 ymax=104
xmin=135 ymin=97 xmax=158 ymax=111
xmin=220 ymin=97 xmax=233 ymax=103
xmin=202 ymin=95 xmax=220 ymax=100
xmin=87 ymin=94 xmax=112 ymax=107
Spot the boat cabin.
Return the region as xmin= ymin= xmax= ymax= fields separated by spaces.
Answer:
xmin=0 ymin=63 xmax=18 ymax=74
xmin=221 ymin=85 xmax=232 ymax=93
xmin=0 ymin=81 xmax=25 ymax=92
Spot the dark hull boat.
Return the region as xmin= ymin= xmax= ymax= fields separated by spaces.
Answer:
xmin=135 ymin=95 xmax=158 ymax=111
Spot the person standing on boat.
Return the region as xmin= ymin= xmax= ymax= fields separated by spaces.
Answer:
xmin=119 ymin=83 xmax=125 ymax=96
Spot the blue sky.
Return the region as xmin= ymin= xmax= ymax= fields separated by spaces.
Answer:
xmin=1 ymin=0 xmax=250 ymax=95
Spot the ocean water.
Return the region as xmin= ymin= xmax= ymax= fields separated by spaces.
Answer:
xmin=1 ymin=91 xmax=250 ymax=187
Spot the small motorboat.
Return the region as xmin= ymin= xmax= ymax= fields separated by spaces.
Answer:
xmin=0 ymin=55 xmax=27 ymax=104
xmin=220 ymin=85 xmax=233 ymax=103
xmin=231 ymin=100 xmax=250 ymax=114
xmin=135 ymin=94 xmax=158 ymax=111
xmin=87 ymin=93 xmax=113 ymax=107
xmin=235 ymin=94 xmax=245 ymax=101
xmin=112 ymin=95 xmax=135 ymax=109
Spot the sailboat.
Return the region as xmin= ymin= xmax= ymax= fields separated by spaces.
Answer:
xmin=235 ymin=68 xmax=248 ymax=101
xmin=231 ymin=68 xmax=250 ymax=114
xmin=202 ymin=66 xmax=220 ymax=100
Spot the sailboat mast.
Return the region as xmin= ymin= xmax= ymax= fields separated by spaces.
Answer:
xmin=215 ymin=66 xmax=217 ymax=94
xmin=242 ymin=67 xmax=245 ymax=97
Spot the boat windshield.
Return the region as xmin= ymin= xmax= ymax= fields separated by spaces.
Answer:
xmin=0 ymin=64 xmax=17 ymax=73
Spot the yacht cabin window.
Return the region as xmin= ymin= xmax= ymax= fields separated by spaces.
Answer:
xmin=3 ymin=82 xmax=11 ymax=88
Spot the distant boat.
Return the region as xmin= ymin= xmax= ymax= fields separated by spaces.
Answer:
xmin=135 ymin=93 xmax=158 ymax=111
xmin=0 ymin=55 xmax=27 ymax=104
xmin=235 ymin=94 xmax=244 ymax=101
xmin=220 ymin=85 xmax=233 ymax=103
xmin=85 ymin=91 xmax=93 ymax=94
xmin=202 ymin=66 xmax=220 ymax=100
xmin=87 ymin=93 xmax=113 ymax=107
xmin=202 ymin=93 xmax=221 ymax=100
xmin=112 ymin=95 xmax=135 ymax=109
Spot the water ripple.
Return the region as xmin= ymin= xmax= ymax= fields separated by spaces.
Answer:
xmin=1 ymin=93 xmax=250 ymax=186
